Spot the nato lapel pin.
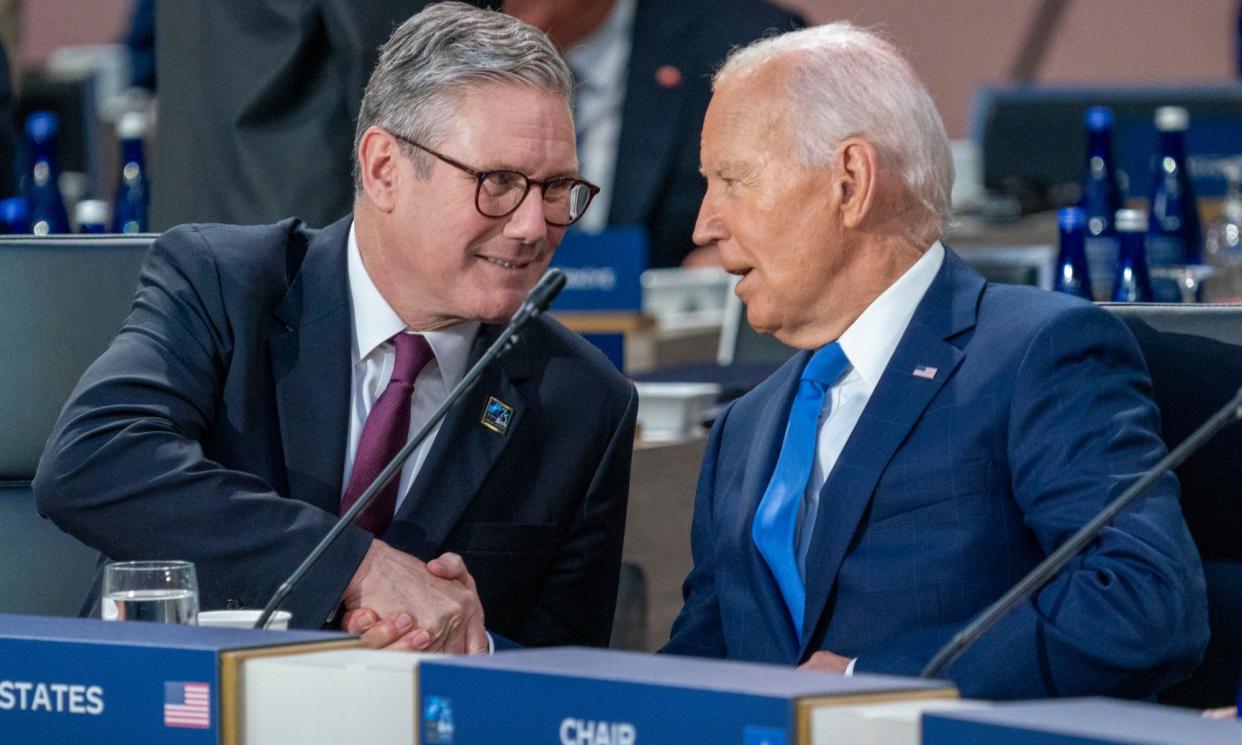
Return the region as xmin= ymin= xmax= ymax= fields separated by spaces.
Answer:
xmin=481 ymin=396 xmax=514 ymax=434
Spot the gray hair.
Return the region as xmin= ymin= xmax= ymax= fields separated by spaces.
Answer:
xmin=352 ymin=1 xmax=573 ymax=191
xmin=716 ymin=22 xmax=953 ymax=242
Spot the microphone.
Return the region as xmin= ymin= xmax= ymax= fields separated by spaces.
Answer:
xmin=254 ymin=268 xmax=567 ymax=629
xmin=921 ymin=383 xmax=1242 ymax=679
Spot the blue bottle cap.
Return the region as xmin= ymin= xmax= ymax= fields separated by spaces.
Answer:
xmin=25 ymin=111 xmax=60 ymax=142
xmin=1058 ymin=206 xmax=1086 ymax=231
xmin=1084 ymin=106 xmax=1113 ymax=131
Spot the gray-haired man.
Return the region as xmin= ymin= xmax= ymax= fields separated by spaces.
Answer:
xmin=663 ymin=22 xmax=1206 ymax=699
xmin=36 ymin=2 xmax=637 ymax=654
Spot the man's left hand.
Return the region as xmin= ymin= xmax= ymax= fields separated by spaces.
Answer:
xmin=343 ymin=551 xmax=485 ymax=654
xmin=799 ymin=650 xmax=852 ymax=674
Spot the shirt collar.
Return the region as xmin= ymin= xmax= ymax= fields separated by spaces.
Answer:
xmin=837 ymin=240 xmax=946 ymax=391
xmin=565 ymin=0 xmax=635 ymax=91
xmin=347 ymin=222 xmax=480 ymax=385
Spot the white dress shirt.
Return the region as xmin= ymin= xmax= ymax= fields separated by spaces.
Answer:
xmin=793 ymin=241 xmax=945 ymax=674
xmin=564 ymin=0 xmax=635 ymax=232
xmin=343 ymin=223 xmax=480 ymax=513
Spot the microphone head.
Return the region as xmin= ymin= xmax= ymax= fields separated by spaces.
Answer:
xmin=526 ymin=268 xmax=567 ymax=313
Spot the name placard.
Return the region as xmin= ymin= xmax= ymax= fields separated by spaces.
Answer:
xmin=0 ymin=613 xmax=352 ymax=744
xmin=419 ymin=647 xmax=955 ymax=745
xmin=549 ymin=227 xmax=647 ymax=311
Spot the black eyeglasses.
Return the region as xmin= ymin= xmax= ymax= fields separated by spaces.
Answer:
xmin=390 ymin=132 xmax=600 ymax=227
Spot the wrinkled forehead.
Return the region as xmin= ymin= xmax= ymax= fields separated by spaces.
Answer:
xmin=445 ymin=82 xmax=578 ymax=174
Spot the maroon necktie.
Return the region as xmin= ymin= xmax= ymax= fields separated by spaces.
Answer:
xmin=339 ymin=332 xmax=435 ymax=535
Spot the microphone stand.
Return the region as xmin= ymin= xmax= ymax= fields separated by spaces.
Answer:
xmin=921 ymin=384 xmax=1242 ymax=679
xmin=254 ymin=269 xmax=567 ymax=629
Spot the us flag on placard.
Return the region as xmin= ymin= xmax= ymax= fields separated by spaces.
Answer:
xmin=164 ymin=681 xmax=211 ymax=729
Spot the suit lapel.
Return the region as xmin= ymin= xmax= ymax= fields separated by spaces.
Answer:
xmin=608 ymin=0 xmax=699 ymax=226
xmin=798 ymin=249 xmax=984 ymax=658
xmin=736 ymin=353 xmax=808 ymax=662
xmin=269 ymin=217 xmax=354 ymax=515
xmin=386 ymin=324 xmax=532 ymax=558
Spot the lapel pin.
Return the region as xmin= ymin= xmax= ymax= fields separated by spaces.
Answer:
xmin=480 ymin=396 xmax=514 ymax=434
xmin=656 ymin=64 xmax=682 ymax=89
xmin=912 ymin=365 xmax=938 ymax=380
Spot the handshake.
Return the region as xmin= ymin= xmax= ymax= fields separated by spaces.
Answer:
xmin=339 ymin=540 xmax=488 ymax=654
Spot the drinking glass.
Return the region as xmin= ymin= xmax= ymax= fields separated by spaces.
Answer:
xmin=101 ymin=560 xmax=199 ymax=624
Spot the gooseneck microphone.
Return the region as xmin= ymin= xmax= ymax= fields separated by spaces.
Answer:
xmin=921 ymin=383 xmax=1242 ymax=680
xmin=254 ymin=268 xmax=568 ymax=629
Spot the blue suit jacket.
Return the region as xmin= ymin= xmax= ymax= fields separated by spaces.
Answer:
xmin=34 ymin=216 xmax=637 ymax=646
xmin=609 ymin=0 xmax=803 ymax=268
xmin=664 ymin=249 xmax=1208 ymax=699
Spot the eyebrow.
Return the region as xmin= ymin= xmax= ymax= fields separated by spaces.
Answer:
xmin=480 ymin=162 xmax=581 ymax=181
xmin=702 ymin=159 xmax=757 ymax=179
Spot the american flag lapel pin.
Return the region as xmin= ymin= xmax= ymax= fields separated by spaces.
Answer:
xmin=912 ymin=365 xmax=938 ymax=380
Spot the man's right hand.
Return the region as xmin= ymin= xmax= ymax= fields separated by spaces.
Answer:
xmin=340 ymin=541 xmax=488 ymax=654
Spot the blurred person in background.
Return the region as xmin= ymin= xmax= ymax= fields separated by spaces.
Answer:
xmin=507 ymin=0 xmax=804 ymax=268
xmin=151 ymin=1 xmax=480 ymax=230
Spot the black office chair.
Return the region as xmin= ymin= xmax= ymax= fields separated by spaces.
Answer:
xmin=0 ymin=234 xmax=154 ymax=616
xmin=1101 ymin=303 xmax=1242 ymax=709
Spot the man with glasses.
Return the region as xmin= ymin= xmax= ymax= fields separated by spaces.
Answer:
xmin=36 ymin=3 xmax=637 ymax=655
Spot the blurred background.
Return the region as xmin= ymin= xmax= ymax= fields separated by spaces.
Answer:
xmin=10 ymin=0 xmax=1238 ymax=140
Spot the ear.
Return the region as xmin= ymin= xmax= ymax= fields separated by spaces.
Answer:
xmin=358 ymin=126 xmax=404 ymax=213
xmin=833 ymin=137 xmax=879 ymax=230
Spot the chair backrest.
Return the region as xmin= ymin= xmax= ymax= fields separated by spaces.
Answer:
xmin=1100 ymin=303 xmax=1242 ymax=563
xmin=0 ymin=234 xmax=155 ymax=616
xmin=1101 ymin=302 xmax=1242 ymax=708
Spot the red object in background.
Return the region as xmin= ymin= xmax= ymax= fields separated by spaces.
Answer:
xmin=656 ymin=65 xmax=682 ymax=88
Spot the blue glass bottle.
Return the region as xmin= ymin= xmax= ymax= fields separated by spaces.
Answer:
xmin=1147 ymin=106 xmax=1202 ymax=267
xmin=24 ymin=111 xmax=70 ymax=235
xmin=1112 ymin=208 xmax=1155 ymax=302
xmin=0 ymin=196 xmax=30 ymax=234
xmin=1079 ymin=106 xmax=1124 ymax=297
xmin=111 ymin=112 xmax=149 ymax=233
xmin=1055 ymin=207 xmax=1093 ymax=300
xmin=75 ymin=199 xmax=109 ymax=234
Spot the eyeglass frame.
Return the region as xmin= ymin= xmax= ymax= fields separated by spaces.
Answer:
xmin=387 ymin=131 xmax=601 ymax=227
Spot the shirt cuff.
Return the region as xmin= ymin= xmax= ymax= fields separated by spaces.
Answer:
xmin=487 ymin=631 xmax=495 ymax=655
xmin=844 ymin=657 xmax=857 ymax=676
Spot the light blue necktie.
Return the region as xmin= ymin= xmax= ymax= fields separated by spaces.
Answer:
xmin=752 ymin=342 xmax=849 ymax=641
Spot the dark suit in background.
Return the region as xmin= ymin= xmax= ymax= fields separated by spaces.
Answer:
xmin=664 ymin=249 xmax=1208 ymax=699
xmin=609 ymin=0 xmax=803 ymax=268
xmin=151 ymin=1 xmax=483 ymax=230
xmin=35 ymin=217 xmax=637 ymax=645
xmin=0 ymin=40 xmax=18 ymax=200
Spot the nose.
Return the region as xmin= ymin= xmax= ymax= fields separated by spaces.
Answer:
xmin=502 ymin=186 xmax=550 ymax=244
xmin=692 ymin=190 xmax=727 ymax=248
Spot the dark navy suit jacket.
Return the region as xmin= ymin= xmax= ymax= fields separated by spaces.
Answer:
xmin=664 ymin=248 xmax=1208 ymax=699
xmin=35 ymin=216 xmax=637 ymax=646
xmin=609 ymin=0 xmax=803 ymax=268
